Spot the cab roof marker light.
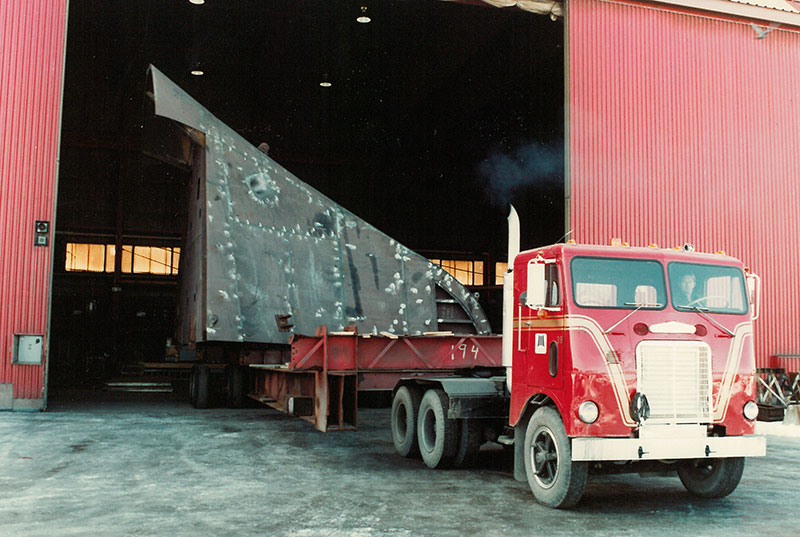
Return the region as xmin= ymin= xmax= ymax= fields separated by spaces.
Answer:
xmin=609 ymin=237 xmax=622 ymax=246
xmin=717 ymin=250 xmax=727 ymax=255
xmin=648 ymin=243 xmax=659 ymax=249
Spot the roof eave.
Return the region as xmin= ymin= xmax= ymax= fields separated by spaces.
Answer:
xmin=655 ymin=0 xmax=800 ymax=27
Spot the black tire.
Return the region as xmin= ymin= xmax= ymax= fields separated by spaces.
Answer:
xmin=453 ymin=419 xmax=483 ymax=468
xmin=523 ymin=406 xmax=587 ymax=508
xmin=678 ymin=457 xmax=745 ymax=498
xmin=226 ymin=365 xmax=244 ymax=408
xmin=195 ymin=365 xmax=210 ymax=409
xmin=189 ymin=366 xmax=199 ymax=407
xmin=392 ymin=385 xmax=422 ymax=458
xmin=417 ymin=388 xmax=458 ymax=469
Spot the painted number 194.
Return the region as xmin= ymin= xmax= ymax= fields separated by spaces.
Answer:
xmin=451 ymin=343 xmax=480 ymax=361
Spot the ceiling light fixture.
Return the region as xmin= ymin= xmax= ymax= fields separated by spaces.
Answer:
xmin=357 ymin=5 xmax=371 ymax=24
xmin=190 ymin=61 xmax=204 ymax=76
xmin=189 ymin=0 xmax=205 ymax=5
xmin=319 ymin=74 xmax=331 ymax=87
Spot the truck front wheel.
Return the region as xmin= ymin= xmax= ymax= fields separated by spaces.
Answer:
xmin=417 ymin=388 xmax=458 ymax=468
xmin=391 ymin=385 xmax=422 ymax=458
xmin=677 ymin=457 xmax=745 ymax=498
xmin=523 ymin=406 xmax=587 ymax=508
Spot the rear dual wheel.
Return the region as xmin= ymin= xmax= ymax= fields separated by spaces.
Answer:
xmin=391 ymin=386 xmax=423 ymax=458
xmin=417 ymin=389 xmax=458 ymax=469
xmin=391 ymin=386 xmax=484 ymax=468
xmin=454 ymin=418 xmax=483 ymax=468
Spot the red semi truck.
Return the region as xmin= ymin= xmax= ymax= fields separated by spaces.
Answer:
xmin=149 ymin=66 xmax=765 ymax=507
xmin=388 ymin=209 xmax=766 ymax=508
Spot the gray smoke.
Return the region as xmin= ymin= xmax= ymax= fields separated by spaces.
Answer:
xmin=478 ymin=141 xmax=563 ymax=205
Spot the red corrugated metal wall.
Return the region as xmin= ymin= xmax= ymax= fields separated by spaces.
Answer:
xmin=568 ymin=0 xmax=800 ymax=369
xmin=0 ymin=1 xmax=68 ymax=404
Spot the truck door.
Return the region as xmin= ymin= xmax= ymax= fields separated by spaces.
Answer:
xmin=521 ymin=258 xmax=564 ymax=390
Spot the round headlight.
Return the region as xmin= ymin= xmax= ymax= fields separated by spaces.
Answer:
xmin=578 ymin=401 xmax=599 ymax=424
xmin=743 ymin=400 xmax=759 ymax=421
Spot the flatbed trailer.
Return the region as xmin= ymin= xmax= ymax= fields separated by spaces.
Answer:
xmin=247 ymin=326 xmax=502 ymax=431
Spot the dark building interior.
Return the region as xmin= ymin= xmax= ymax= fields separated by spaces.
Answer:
xmin=50 ymin=0 xmax=565 ymax=389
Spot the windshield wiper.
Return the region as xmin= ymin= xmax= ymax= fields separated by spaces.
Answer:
xmin=604 ymin=302 xmax=664 ymax=334
xmin=676 ymin=304 xmax=709 ymax=312
xmin=676 ymin=305 xmax=735 ymax=337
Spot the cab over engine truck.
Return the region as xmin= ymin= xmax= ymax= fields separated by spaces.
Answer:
xmin=148 ymin=67 xmax=765 ymax=508
xmin=390 ymin=209 xmax=766 ymax=508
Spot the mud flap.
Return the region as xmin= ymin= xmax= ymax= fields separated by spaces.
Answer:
xmin=514 ymin=421 xmax=527 ymax=482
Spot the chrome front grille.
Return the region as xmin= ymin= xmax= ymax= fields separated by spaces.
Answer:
xmin=636 ymin=341 xmax=712 ymax=424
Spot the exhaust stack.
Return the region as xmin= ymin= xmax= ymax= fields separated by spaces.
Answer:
xmin=502 ymin=206 xmax=520 ymax=390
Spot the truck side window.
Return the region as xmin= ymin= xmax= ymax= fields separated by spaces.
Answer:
xmin=546 ymin=264 xmax=560 ymax=307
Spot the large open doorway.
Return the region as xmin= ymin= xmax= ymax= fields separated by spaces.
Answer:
xmin=50 ymin=0 xmax=565 ymax=398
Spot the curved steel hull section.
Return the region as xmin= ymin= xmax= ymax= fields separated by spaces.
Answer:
xmin=148 ymin=66 xmax=490 ymax=344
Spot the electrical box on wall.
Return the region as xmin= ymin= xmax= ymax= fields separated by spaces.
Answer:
xmin=34 ymin=220 xmax=49 ymax=246
xmin=13 ymin=334 xmax=44 ymax=364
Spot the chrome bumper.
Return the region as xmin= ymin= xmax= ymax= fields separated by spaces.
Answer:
xmin=571 ymin=435 xmax=767 ymax=461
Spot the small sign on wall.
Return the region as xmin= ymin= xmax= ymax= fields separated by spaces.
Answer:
xmin=534 ymin=333 xmax=547 ymax=354
xmin=34 ymin=220 xmax=49 ymax=247
xmin=13 ymin=335 xmax=43 ymax=364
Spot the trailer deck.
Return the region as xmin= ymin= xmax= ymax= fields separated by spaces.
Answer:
xmin=248 ymin=326 xmax=502 ymax=431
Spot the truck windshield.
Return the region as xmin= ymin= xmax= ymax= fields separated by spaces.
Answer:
xmin=570 ymin=257 xmax=667 ymax=309
xmin=668 ymin=262 xmax=748 ymax=314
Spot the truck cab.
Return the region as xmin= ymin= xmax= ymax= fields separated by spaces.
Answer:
xmin=511 ymin=242 xmax=766 ymax=507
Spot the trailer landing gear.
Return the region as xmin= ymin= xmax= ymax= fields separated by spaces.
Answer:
xmin=190 ymin=365 xmax=210 ymax=409
xmin=189 ymin=364 xmax=242 ymax=409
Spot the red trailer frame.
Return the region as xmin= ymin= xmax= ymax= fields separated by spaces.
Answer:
xmin=249 ymin=326 xmax=502 ymax=431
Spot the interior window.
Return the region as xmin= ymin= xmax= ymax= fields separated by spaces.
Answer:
xmin=575 ymin=282 xmax=617 ymax=307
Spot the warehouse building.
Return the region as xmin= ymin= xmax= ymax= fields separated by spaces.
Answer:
xmin=1 ymin=0 xmax=799 ymax=410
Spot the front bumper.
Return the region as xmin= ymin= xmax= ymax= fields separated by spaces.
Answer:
xmin=571 ymin=435 xmax=767 ymax=461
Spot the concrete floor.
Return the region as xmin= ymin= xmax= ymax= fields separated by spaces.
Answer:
xmin=1 ymin=390 xmax=798 ymax=537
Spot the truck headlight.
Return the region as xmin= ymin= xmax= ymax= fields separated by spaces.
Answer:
xmin=743 ymin=401 xmax=759 ymax=421
xmin=578 ymin=401 xmax=599 ymax=424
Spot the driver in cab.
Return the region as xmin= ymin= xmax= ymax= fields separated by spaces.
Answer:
xmin=677 ymin=273 xmax=698 ymax=306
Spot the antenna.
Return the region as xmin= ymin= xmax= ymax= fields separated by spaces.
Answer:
xmin=556 ymin=229 xmax=574 ymax=244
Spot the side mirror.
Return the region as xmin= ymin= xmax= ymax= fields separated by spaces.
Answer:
xmin=746 ymin=272 xmax=761 ymax=321
xmin=525 ymin=262 xmax=547 ymax=309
